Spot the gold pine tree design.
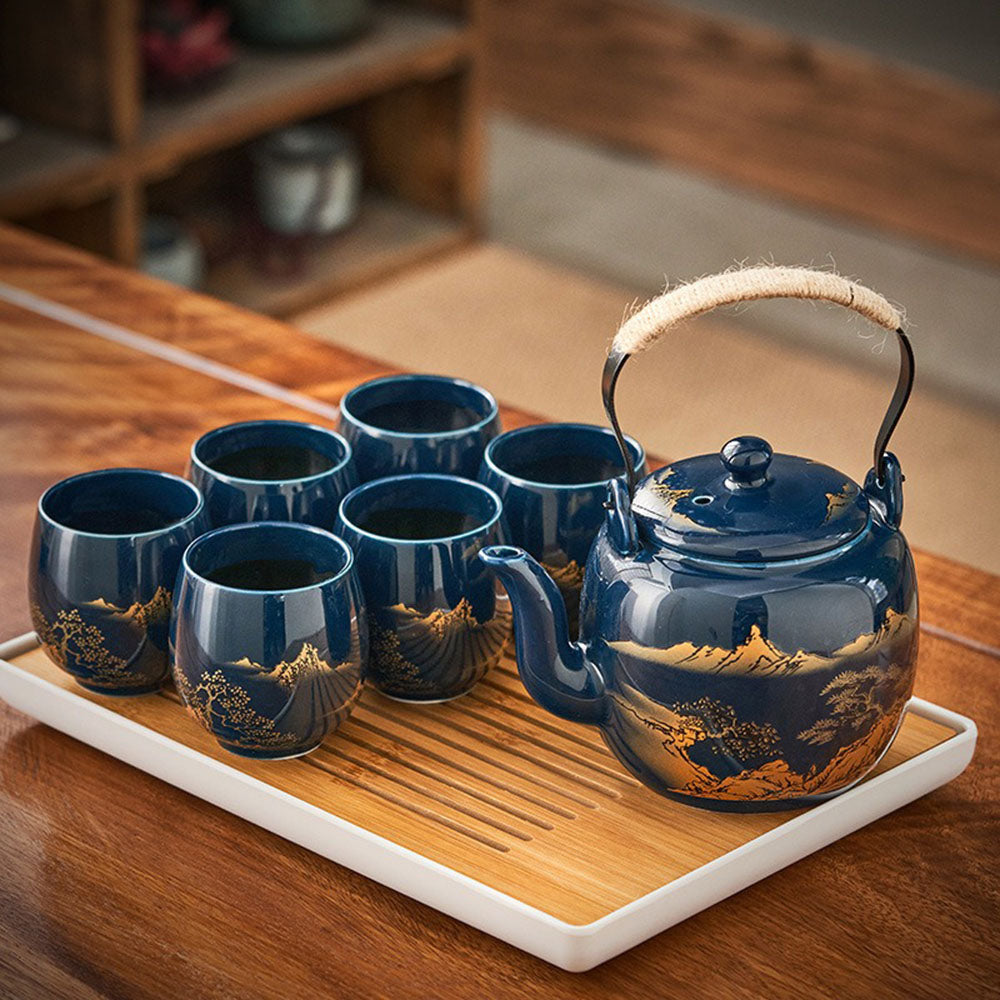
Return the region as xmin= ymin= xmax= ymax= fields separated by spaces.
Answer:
xmin=31 ymin=603 xmax=141 ymax=688
xmin=175 ymin=669 xmax=302 ymax=751
xmin=797 ymin=663 xmax=911 ymax=746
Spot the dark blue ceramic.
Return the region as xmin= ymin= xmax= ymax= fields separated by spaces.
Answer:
xmin=482 ymin=271 xmax=919 ymax=813
xmin=483 ymin=433 xmax=918 ymax=812
xmin=29 ymin=468 xmax=207 ymax=695
xmin=189 ymin=419 xmax=356 ymax=529
xmin=336 ymin=474 xmax=509 ymax=701
xmin=170 ymin=521 xmax=367 ymax=759
xmin=478 ymin=423 xmax=646 ymax=636
xmin=482 ymin=439 xmax=918 ymax=812
xmin=339 ymin=374 xmax=500 ymax=483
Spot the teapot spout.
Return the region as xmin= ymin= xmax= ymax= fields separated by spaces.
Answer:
xmin=479 ymin=546 xmax=607 ymax=726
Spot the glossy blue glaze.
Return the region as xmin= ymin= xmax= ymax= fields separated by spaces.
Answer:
xmin=478 ymin=423 xmax=646 ymax=636
xmin=630 ymin=434 xmax=871 ymax=560
xmin=189 ymin=420 xmax=356 ymax=529
xmin=339 ymin=374 xmax=500 ymax=482
xmin=29 ymin=468 xmax=207 ymax=695
xmin=336 ymin=474 xmax=509 ymax=701
xmin=482 ymin=440 xmax=918 ymax=812
xmin=170 ymin=522 xmax=367 ymax=759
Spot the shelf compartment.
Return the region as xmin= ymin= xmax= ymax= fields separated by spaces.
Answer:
xmin=0 ymin=124 xmax=116 ymax=217
xmin=139 ymin=4 xmax=471 ymax=179
xmin=203 ymin=192 xmax=469 ymax=317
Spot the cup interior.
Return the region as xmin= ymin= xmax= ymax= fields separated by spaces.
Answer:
xmin=342 ymin=376 xmax=496 ymax=437
xmin=486 ymin=424 xmax=643 ymax=488
xmin=185 ymin=522 xmax=352 ymax=592
xmin=41 ymin=469 xmax=201 ymax=536
xmin=194 ymin=421 xmax=349 ymax=482
xmin=341 ymin=475 xmax=501 ymax=542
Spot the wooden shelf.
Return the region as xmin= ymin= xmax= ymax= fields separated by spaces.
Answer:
xmin=139 ymin=5 xmax=470 ymax=180
xmin=204 ymin=193 xmax=470 ymax=317
xmin=0 ymin=124 xmax=115 ymax=216
xmin=1 ymin=1 xmax=481 ymax=298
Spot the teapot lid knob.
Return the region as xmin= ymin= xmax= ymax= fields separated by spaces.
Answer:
xmin=721 ymin=436 xmax=772 ymax=488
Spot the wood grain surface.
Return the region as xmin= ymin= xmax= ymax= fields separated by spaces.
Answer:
xmin=483 ymin=0 xmax=1000 ymax=265
xmin=6 ymin=645 xmax=958 ymax=926
xmin=0 ymin=224 xmax=997 ymax=998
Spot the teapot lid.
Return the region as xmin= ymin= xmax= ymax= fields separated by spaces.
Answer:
xmin=632 ymin=436 xmax=870 ymax=561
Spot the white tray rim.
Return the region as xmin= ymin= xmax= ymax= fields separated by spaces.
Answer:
xmin=0 ymin=631 xmax=977 ymax=972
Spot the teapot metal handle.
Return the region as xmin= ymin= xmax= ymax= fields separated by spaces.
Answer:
xmin=601 ymin=266 xmax=914 ymax=498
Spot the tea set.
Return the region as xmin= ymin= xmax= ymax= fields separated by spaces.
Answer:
xmin=26 ymin=265 xmax=919 ymax=812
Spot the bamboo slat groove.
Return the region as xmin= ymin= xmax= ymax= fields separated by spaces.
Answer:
xmin=444 ymin=702 xmax=640 ymax=787
xmin=424 ymin=702 xmax=624 ymax=798
xmin=316 ymin=742 xmax=536 ymax=843
xmin=348 ymin=714 xmax=578 ymax=819
xmin=300 ymin=754 xmax=511 ymax=854
xmin=467 ymin=687 xmax=616 ymax=757
xmin=358 ymin=700 xmax=600 ymax=809
xmin=334 ymin=729 xmax=556 ymax=830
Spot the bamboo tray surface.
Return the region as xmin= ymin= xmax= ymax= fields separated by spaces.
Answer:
xmin=0 ymin=634 xmax=975 ymax=970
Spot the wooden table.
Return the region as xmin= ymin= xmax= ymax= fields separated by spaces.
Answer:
xmin=0 ymin=225 xmax=996 ymax=999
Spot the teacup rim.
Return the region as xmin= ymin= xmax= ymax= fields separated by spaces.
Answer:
xmin=337 ymin=473 xmax=503 ymax=547
xmin=189 ymin=419 xmax=353 ymax=487
xmin=482 ymin=422 xmax=646 ymax=491
xmin=181 ymin=520 xmax=355 ymax=595
xmin=339 ymin=374 xmax=499 ymax=441
xmin=38 ymin=467 xmax=204 ymax=541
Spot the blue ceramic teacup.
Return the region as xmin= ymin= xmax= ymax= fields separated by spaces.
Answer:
xmin=171 ymin=521 xmax=367 ymax=759
xmin=478 ymin=423 xmax=646 ymax=636
xmin=338 ymin=374 xmax=500 ymax=482
xmin=29 ymin=468 xmax=207 ymax=695
xmin=335 ymin=474 xmax=509 ymax=702
xmin=189 ymin=419 xmax=356 ymax=529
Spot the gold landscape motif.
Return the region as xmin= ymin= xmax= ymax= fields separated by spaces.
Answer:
xmin=607 ymin=609 xmax=916 ymax=800
xmin=541 ymin=558 xmax=585 ymax=630
xmin=176 ymin=638 xmax=362 ymax=752
xmin=540 ymin=559 xmax=584 ymax=593
xmin=371 ymin=598 xmax=512 ymax=695
xmin=649 ymin=467 xmax=693 ymax=507
xmin=648 ymin=468 xmax=718 ymax=534
xmin=824 ymin=482 xmax=856 ymax=521
xmin=31 ymin=586 xmax=173 ymax=689
xmin=608 ymin=608 xmax=914 ymax=676
xmin=85 ymin=586 xmax=172 ymax=629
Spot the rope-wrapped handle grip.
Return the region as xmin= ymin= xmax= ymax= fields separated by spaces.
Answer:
xmin=602 ymin=266 xmax=914 ymax=496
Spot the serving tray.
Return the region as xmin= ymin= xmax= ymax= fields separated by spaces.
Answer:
xmin=0 ymin=632 xmax=976 ymax=971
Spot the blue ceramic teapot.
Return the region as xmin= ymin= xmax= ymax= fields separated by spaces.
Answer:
xmin=481 ymin=267 xmax=918 ymax=811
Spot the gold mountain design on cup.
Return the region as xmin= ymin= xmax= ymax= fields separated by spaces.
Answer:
xmin=231 ymin=638 xmax=364 ymax=733
xmin=31 ymin=602 xmax=155 ymax=690
xmin=608 ymin=608 xmax=915 ymax=676
xmin=84 ymin=586 xmax=172 ymax=629
xmin=371 ymin=598 xmax=512 ymax=696
xmin=231 ymin=635 xmax=360 ymax=689
xmin=176 ymin=637 xmax=363 ymax=751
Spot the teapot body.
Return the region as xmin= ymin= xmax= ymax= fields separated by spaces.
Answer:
xmin=483 ymin=264 xmax=920 ymax=812
xmin=580 ymin=512 xmax=917 ymax=811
